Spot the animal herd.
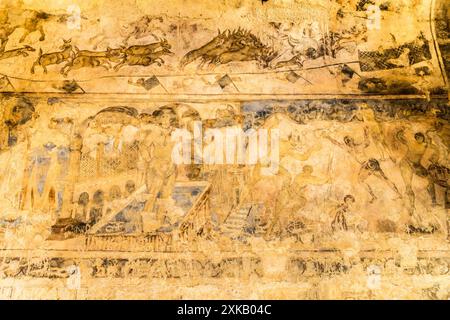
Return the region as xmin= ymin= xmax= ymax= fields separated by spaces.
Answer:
xmin=0 ymin=7 xmax=367 ymax=74
xmin=12 ymin=28 xmax=281 ymax=76
xmin=180 ymin=28 xmax=277 ymax=69
xmin=30 ymin=38 xmax=173 ymax=75
xmin=0 ymin=9 xmax=177 ymax=75
xmin=0 ymin=8 xmax=284 ymax=74
xmin=0 ymin=16 xmax=370 ymax=76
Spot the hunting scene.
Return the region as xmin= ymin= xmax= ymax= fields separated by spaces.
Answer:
xmin=0 ymin=0 xmax=447 ymax=96
xmin=0 ymin=0 xmax=448 ymax=300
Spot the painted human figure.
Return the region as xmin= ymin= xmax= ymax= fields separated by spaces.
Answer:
xmin=37 ymin=117 xmax=73 ymax=218
xmin=272 ymin=164 xmax=331 ymax=238
xmin=426 ymin=163 xmax=449 ymax=209
xmin=257 ymin=128 xmax=323 ymax=238
xmin=177 ymin=108 xmax=203 ymax=181
xmin=397 ymin=125 xmax=449 ymax=212
xmin=396 ymin=129 xmax=434 ymax=216
xmin=139 ymin=107 xmax=178 ymax=224
xmin=424 ymin=121 xmax=450 ymax=209
xmin=278 ymin=165 xmax=330 ymax=220
xmin=355 ymin=104 xmax=392 ymax=161
xmin=18 ymin=113 xmax=40 ymax=211
xmin=331 ymin=195 xmax=355 ymax=232
xmin=324 ymin=127 xmax=401 ymax=203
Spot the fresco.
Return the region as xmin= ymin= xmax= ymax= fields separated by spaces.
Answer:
xmin=0 ymin=0 xmax=448 ymax=300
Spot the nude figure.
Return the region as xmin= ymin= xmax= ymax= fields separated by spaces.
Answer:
xmin=331 ymin=194 xmax=355 ymax=232
xmin=138 ymin=107 xmax=178 ymax=224
xmin=324 ymin=126 xmax=401 ymax=203
xmin=396 ymin=129 xmax=437 ymax=216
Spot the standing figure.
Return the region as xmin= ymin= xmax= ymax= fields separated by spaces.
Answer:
xmin=396 ymin=129 xmax=450 ymax=215
xmin=396 ymin=129 xmax=434 ymax=216
xmin=139 ymin=106 xmax=178 ymax=224
xmin=426 ymin=163 xmax=449 ymax=209
xmin=18 ymin=114 xmax=39 ymax=211
xmin=425 ymin=121 xmax=450 ymax=209
xmin=37 ymin=117 xmax=73 ymax=218
xmin=331 ymin=195 xmax=355 ymax=232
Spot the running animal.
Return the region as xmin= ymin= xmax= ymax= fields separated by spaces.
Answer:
xmin=31 ymin=39 xmax=73 ymax=74
xmin=113 ymin=47 xmax=173 ymax=71
xmin=61 ymin=46 xmax=124 ymax=76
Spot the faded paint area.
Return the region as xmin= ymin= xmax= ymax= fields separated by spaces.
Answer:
xmin=0 ymin=0 xmax=449 ymax=300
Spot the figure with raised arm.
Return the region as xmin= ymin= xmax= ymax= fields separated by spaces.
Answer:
xmin=324 ymin=126 xmax=401 ymax=203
